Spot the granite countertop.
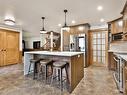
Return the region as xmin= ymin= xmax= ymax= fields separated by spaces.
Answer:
xmin=24 ymin=51 xmax=84 ymax=57
xmin=114 ymin=53 xmax=127 ymax=61
xmin=108 ymin=50 xmax=127 ymax=54
xmin=108 ymin=50 xmax=127 ymax=61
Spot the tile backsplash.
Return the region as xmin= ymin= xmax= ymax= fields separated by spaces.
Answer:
xmin=110 ymin=41 xmax=127 ymax=51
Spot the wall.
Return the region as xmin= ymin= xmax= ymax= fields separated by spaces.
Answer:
xmin=23 ymin=34 xmax=46 ymax=49
xmin=0 ymin=23 xmax=22 ymax=51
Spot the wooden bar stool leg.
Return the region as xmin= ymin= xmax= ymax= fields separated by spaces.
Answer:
xmin=58 ymin=69 xmax=60 ymax=81
xmin=60 ymin=68 xmax=63 ymax=91
xmin=33 ymin=63 xmax=36 ymax=79
xmin=28 ymin=62 xmax=31 ymax=75
xmin=51 ymin=68 xmax=55 ymax=86
xmin=45 ymin=65 xmax=47 ymax=83
xmin=65 ymin=65 xmax=69 ymax=91
xmin=38 ymin=64 xmax=41 ymax=79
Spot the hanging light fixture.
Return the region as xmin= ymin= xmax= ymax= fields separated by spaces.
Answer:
xmin=40 ymin=17 xmax=47 ymax=34
xmin=62 ymin=9 xmax=70 ymax=31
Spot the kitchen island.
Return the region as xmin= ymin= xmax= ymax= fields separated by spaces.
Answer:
xmin=24 ymin=51 xmax=84 ymax=92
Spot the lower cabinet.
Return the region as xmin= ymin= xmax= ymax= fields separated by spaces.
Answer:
xmin=108 ymin=52 xmax=116 ymax=70
xmin=0 ymin=29 xmax=20 ymax=66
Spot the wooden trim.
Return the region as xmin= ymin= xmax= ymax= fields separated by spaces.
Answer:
xmin=108 ymin=17 xmax=123 ymax=24
xmin=0 ymin=28 xmax=19 ymax=33
xmin=69 ymin=23 xmax=90 ymax=28
xmin=90 ymin=28 xmax=108 ymax=32
xmin=121 ymin=1 xmax=127 ymax=14
xmin=19 ymin=51 xmax=22 ymax=63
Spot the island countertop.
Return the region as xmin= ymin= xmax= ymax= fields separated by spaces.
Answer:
xmin=24 ymin=51 xmax=84 ymax=93
xmin=24 ymin=51 xmax=84 ymax=57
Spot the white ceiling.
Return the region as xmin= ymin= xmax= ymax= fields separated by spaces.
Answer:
xmin=0 ymin=0 xmax=126 ymax=37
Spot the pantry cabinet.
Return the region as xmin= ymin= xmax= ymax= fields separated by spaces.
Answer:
xmin=0 ymin=29 xmax=20 ymax=66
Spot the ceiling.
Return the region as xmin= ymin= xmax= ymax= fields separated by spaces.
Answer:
xmin=0 ymin=0 xmax=126 ymax=37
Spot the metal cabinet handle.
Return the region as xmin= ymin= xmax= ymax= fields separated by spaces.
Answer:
xmin=0 ymin=49 xmax=6 ymax=51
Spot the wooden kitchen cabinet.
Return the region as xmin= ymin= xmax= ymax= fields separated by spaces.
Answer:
xmin=0 ymin=29 xmax=20 ymax=66
xmin=0 ymin=31 xmax=6 ymax=66
xmin=109 ymin=17 xmax=123 ymax=34
xmin=121 ymin=1 xmax=127 ymax=41
xmin=108 ymin=52 xmax=116 ymax=70
xmin=124 ymin=66 xmax=127 ymax=95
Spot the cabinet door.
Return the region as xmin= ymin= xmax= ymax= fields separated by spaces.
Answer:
xmin=5 ymin=31 xmax=19 ymax=65
xmin=123 ymin=20 xmax=127 ymax=32
xmin=0 ymin=31 xmax=6 ymax=66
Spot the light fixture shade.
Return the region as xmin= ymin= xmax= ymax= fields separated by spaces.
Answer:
xmin=4 ymin=19 xmax=15 ymax=26
xmin=40 ymin=30 xmax=47 ymax=34
xmin=62 ymin=26 xmax=70 ymax=31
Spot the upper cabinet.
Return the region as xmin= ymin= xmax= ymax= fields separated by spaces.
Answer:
xmin=108 ymin=1 xmax=127 ymax=42
xmin=108 ymin=17 xmax=123 ymax=34
xmin=121 ymin=1 xmax=127 ymax=40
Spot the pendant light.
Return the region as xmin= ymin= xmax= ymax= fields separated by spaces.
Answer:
xmin=62 ymin=9 xmax=70 ymax=31
xmin=40 ymin=17 xmax=47 ymax=34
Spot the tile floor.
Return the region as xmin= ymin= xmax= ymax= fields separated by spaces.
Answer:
xmin=0 ymin=64 xmax=123 ymax=95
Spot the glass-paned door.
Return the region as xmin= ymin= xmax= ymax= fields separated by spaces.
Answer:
xmin=91 ymin=31 xmax=108 ymax=66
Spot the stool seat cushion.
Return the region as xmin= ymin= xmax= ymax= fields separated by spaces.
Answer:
xmin=40 ymin=59 xmax=52 ymax=65
xmin=30 ymin=59 xmax=39 ymax=63
xmin=53 ymin=61 xmax=66 ymax=67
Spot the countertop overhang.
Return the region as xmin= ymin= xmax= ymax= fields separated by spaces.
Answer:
xmin=108 ymin=50 xmax=127 ymax=61
xmin=24 ymin=51 xmax=84 ymax=57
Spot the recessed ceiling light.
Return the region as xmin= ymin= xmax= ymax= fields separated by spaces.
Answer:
xmin=100 ymin=18 xmax=105 ymax=22
xmin=58 ymin=24 xmax=62 ymax=27
xmin=97 ymin=6 xmax=103 ymax=11
xmin=72 ymin=20 xmax=76 ymax=24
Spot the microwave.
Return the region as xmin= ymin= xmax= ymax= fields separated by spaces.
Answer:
xmin=112 ymin=32 xmax=123 ymax=41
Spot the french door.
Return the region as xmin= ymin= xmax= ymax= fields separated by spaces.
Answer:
xmin=90 ymin=30 xmax=108 ymax=66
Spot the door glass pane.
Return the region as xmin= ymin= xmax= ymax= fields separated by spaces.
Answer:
xmin=102 ymin=51 xmax=105 ymax=56
xmin=97 ymin=45 xmax=101 ymax=50
xmin=98 ymin=57 xmax=101 ymax=63
xmin=97 ymin=39 xmax=101 ymax=44
xmin=102 ymin=57 xmax=105 ymax=64
xmin=93 ymin=40 xmax=96 ymax=44
xmin=93 ymin=34 xmax=97 ymax=38
xmin=98 ymin=33 xmax=101 ymax=38
xmin=102 ymin=33 xmax=105 ymax=38
xmin=93 ymin=51 xmax=96 ymax=56
xmin=98 ymin=51 xmax=101 ymax=56
xmin=102 ymin=39 xmax=105 ymax=44
xmin=93 ymin=57 xmax=96 ymax=62
xmin=93 ymin=45 xmax=96 ymax=50
xmin=102 ymin=45 xmax=105 ymax=50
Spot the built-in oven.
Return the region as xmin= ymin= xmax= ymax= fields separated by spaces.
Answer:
xmin=112 ymin=32 xmax=123 ymax=41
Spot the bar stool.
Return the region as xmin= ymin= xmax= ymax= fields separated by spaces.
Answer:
xmin=38 ymin=59 xmax=53 ymax=83
xmin=51 ymin=61 xmax=69 ymax=91
xmin=28 ymin=59 xmax=40 ymax=79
